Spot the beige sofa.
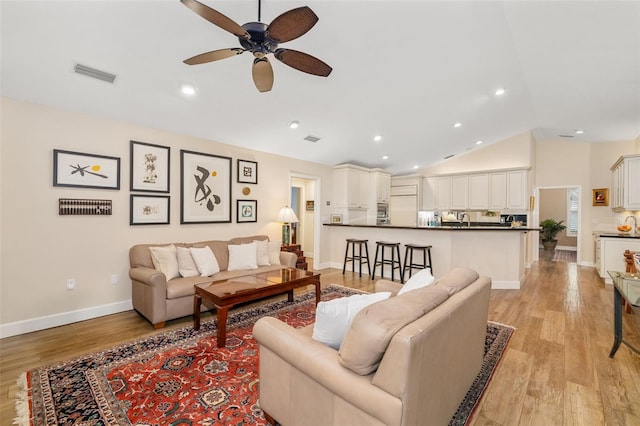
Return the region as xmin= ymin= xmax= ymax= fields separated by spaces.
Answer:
xmin=129 ymin=235 xmax=297 ymax=329
xmin=253 ymin=267 xmax=491 ymax=426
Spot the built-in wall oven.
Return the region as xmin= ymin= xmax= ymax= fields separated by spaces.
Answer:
xmin=377 ymin=203 xmax=390 ymax=225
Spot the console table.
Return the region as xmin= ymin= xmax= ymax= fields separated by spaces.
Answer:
xmin=608 ymin=271 xmax=640 ymax=358
xmin=281 ymin=244 xmax=308 ymax=270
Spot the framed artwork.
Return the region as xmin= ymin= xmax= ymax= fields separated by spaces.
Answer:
xmin=180 ymin=150 xmax=232 ymax=224
xmin=330 ymin=214 xmax=343 ymax=224
xmin=53 ymin=149 xmax=120 ymax=190
xmin=236 ymin=199 xmax=257 ymax=223
xmin=130 ymin=194 xmax=170 ymax=225
xmin=306 ymin=200 xmax=315 ymax=211
xmin=130 ymin=140 xmax=170 ymax=193
xmin=592 ymin=188 xmax=609 ymax=206
xmin=237 ymin=159 xmax=258 ymax=184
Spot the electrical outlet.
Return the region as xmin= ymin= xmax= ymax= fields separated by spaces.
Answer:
xmin=66 ymin=278 xmax=76 ymax=290
xmin=111 ymin=273 xmax=119 ymax=285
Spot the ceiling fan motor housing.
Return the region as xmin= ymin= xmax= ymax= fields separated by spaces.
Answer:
xmin=240 ymin=22 xmax=276 ymax=58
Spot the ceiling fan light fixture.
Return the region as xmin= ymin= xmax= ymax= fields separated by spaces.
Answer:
xmin=288 ymin=120 xmax=299 ymax=129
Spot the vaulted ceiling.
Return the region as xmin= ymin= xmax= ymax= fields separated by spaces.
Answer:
xmin=2 ymin=1 xmax=639 ymax=174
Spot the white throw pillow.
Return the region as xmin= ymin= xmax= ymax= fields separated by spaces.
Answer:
xmin=228 ymin=242 xmax=258 ymax=271
xmin=176 ymin=246 xmax=199 ymax=278
xmin=148 ymin=245 xmax=179 ymax=280
xmin=267 ymin=241 xmax=282 ymax=265
xmin=254 ymin=240 xmax=270 ymax=266
xmin=189 ymin=246 xmax=220 ymax=276
xmin=312 ymin=292 xmax=391 ymax=349
xmin=398 ymin=269 xmax=436 ymax=295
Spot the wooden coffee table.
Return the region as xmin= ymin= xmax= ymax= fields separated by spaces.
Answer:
xmin=193 ymin=268 xmax=321 ymax=347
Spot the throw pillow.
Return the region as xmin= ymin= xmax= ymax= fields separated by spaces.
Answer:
xmin=254 ymin=239 xmax=270 ymax=266
xmin=148 ymin=245 xmax=179 ymax=280
xmin=189 ymin=246 xmax=220 ymax=276
xmin=228 ymin=242 xmax=258 ymax=271
xmin=397 ymin=268 xmax=436 ymax=295
xmin=176 ymin=246 xmax=199 ymax=278
xmin=267 ymin=241 xmax=282 ymax=265
xmin=312 ymin=292 xmax=391 ymax=350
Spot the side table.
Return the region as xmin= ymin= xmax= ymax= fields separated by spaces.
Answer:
xmin=281 ymin=244 xmax=308 ymax=270
xmin=607 ymin=270 xmax=640 ymax=358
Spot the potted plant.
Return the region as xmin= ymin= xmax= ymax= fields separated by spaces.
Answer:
xmin=539 ymin=218 xmax=566 ymax=251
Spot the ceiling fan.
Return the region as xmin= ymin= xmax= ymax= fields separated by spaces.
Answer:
xmin=180 ymin=0 xmax=333 ymax=92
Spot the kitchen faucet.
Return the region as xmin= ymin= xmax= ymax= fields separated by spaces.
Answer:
xmin=626 ymin=215 xmax=638 ymax=235
xmin=461 ymin=212 xmax=471 ymax=227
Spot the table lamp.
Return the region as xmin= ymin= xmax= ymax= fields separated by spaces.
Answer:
xmin=277 ymin=206 xmax=299 ymax=245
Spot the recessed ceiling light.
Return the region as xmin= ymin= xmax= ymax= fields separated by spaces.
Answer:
xmin=453 ymin=122 xmax=462 ymax=128
xmin=494 ymin=88 xmax=505 ymax=96
xmin=575 ymin=130 xmax=584 ymax=134
xmin=374 ymin=135 xmax=383 ymax=142
xmin=382 ymin=155 xmax=389 ymax=160
xmin=288 ymin=121 xmax=299 ymax=129
xmin=476 ymin=140 xmax=483 ymax=145
xmin=413 ymin=165 xmax=419 ymax=169
xmin=180 ymin=83 xmax=196 ymax=96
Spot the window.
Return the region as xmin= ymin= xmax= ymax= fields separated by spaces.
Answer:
xmin=567 ymin=188 xmax=579 ymax=237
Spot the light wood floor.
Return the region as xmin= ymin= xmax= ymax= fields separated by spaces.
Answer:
xmin=2 ymin=259 xmax=639 ymax=425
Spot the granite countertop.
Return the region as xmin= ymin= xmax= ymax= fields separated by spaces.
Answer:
xmin=325 ymin=223 xmax=540 ymax=231
xmin=594 ymin=231 xmax=640 ymax=239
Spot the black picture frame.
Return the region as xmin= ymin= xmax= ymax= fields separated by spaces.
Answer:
xmin=237 ymin=159 xmax=258 ymax=184
xmin=53 ymin=149 xmax=120 ymax=190
xmin=130 ymin=194 xmax=170 ymax=225
xmin=180 ymin=150 xmax=232 ymax=224
xmin=130 ymin=140 xmax=170 ymax=193
xmin=237 ymin=199 xmax=257 ymax=223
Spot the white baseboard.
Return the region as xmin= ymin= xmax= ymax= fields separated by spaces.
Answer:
xmin=0 ymin=300 xmax=133 ymax=339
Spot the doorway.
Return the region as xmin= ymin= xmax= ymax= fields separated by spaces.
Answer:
xmin=535 ymin=186 xmax=581 ymax=264
xmin=290 ymin=174 xmax=320 ymax=269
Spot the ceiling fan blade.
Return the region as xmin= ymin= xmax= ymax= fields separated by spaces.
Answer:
xmin=181 ymin=0 xmax=249 ymax=39
xmin=252 ymin=57 xmax=274 ymax=92
xmin=274 ymin=48 xmax=332 ymax=77
xmin=183 ymin=48 xmax=244 ymax=65
xmin=267 ymin=6 xmax=318 ymax=43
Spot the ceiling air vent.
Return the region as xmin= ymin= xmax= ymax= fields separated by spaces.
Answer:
xmin=304 ymin=135 xmax=320 ymax=143
xmin=559 ymin=134 xmax=574 ymax=138
xmin=444 ymin=154 xmax=454 ymax=159
xmin=74 ymin=63 xmax=117 ymax=83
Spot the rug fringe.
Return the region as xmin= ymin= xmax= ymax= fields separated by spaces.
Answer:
xmin=13 ymin=372 xmax=30 ymax=426
xmin=488 ymin=320 xmax=517 ymax=330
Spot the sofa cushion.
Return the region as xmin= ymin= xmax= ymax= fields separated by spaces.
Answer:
xmin=338 ymin=285 xmax=450 ymax=375
xmin=434 ymin=267 xmax=479 ymax=295
xmin=255 ymin=240 xmax=270 ymax=266
xmin=193 ymin=241 xmax=230 ymax=271
xmin=228 ymin=242 xmax=258 ymax=271
xmin=397 ymin=268 xmax=435 ymax=295
xmin=312 ymin=292 xmax=391 ymax=349
xmin=230 ymin=235 xmax=268 ymax=245
xmin=177 ymin=246 xmax=199 ymax=277
xmin=190 ymin=246 xmax=221 ymax=276
xmin=268 ymin=241 xmax=282 ymax=265
xmin=148 ymin=245 xmax=180 ymax=280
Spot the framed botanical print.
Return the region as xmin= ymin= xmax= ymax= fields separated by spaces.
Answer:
xmin=130 ymin=194 xmax=170 ymax=225
xmin=53 ymin=149 xmax=120 ymax=190
xmin=236 ymin=199 xmax=257 ymax=223
xmin=130 ymin=140 xmax=170 ymax=193
xmin=180 ymin=150 xmax=232 ymax=224
xmin=237 ymin=159 xmax=258 ymax=184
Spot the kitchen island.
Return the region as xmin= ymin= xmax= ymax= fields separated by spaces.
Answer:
xmin=325 ymin=223 xmax=539 ymax=289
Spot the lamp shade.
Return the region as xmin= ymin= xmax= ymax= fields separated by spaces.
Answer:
xmin=277 ymin=206 xmax=299 ymax=223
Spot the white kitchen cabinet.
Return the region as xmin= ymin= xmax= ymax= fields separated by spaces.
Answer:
xmin=610 ymin=154 xmax=640 ymax=212
xmin=507 ymin=170 xmax=528 ymax=210
xmin=450 ymin=175 xmax=469 ymax=210
xmin=422 ymin=177 xmax=437 ymax=210
xmin=372 ymin=171 xmax=391 ymax=203
xmin=489 ymin=172 xmax=507 ymax=210
xmin=468 ymin=173 xmax=489 ymax=210
xmin=596 ymin=236 xmax=640 ymax=283
xmin=435 ymin=176 xmax=451 ymax=210
xmin=333 ymin=165 xmax=370 ymax=210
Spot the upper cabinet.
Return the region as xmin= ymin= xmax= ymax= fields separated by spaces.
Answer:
xmin=435 ymin=176 xmax=452 ymax=210
xmin=333 ymin=165 xmax=370 ymax=210
xmin=450 ymin=175 xmax=469 ymax=210
xmin=371 ymin=171 xmax=391 ymax=203
xmin=488 ymin=172 xmax=507 ymax=210
xmin=611 ymin=154 xmax=640 ymax=212
xmin=422 ymin=177 xmax=437 ymax=210
xmin=506 ymin=170 xmax=528 ymax=210
xmin=468 ymin=174 xmax=489 ymax=210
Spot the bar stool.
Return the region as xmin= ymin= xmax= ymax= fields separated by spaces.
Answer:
xmin=403 ymin=243 xmax=433 ymax=282
xmin=342 ymin=238 xmax=371 ymax=277
xmin=371 ymin=241 xmax=403 ymax=282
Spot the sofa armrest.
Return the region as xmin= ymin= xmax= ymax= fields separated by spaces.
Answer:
xmin=129 ymin=267 xmax=166 ymax=286
xmin=375 ymin=279 xmax=402 ymax=296
xmin=253 ymin=317 xmax=400 ymax=424
xmin=279 ymin=251 xmax=297 ymax=268
xmin=129 ymin=267 xmax=168 ymax=328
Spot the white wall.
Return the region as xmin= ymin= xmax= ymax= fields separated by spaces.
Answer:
xmin=0 ymin=97 xmax=333 ymax=335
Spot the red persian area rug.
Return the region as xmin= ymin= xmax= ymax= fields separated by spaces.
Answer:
xmin=15 ymin=285 xmax=514 ymax=426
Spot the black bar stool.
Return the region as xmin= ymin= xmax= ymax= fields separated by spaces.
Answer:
xmin=371 ymin=241 xmax=403 ymax=282
xmin=402 ymin=243 xmax=433 ymax=282
xmin=342 ymin=238 xmax=371 ymax=277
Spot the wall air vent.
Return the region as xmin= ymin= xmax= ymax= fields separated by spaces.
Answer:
xmin=74 ymin=63 xmax=117 ymax=83
xmin=304 ymin=135 xmax=320 ymax=143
